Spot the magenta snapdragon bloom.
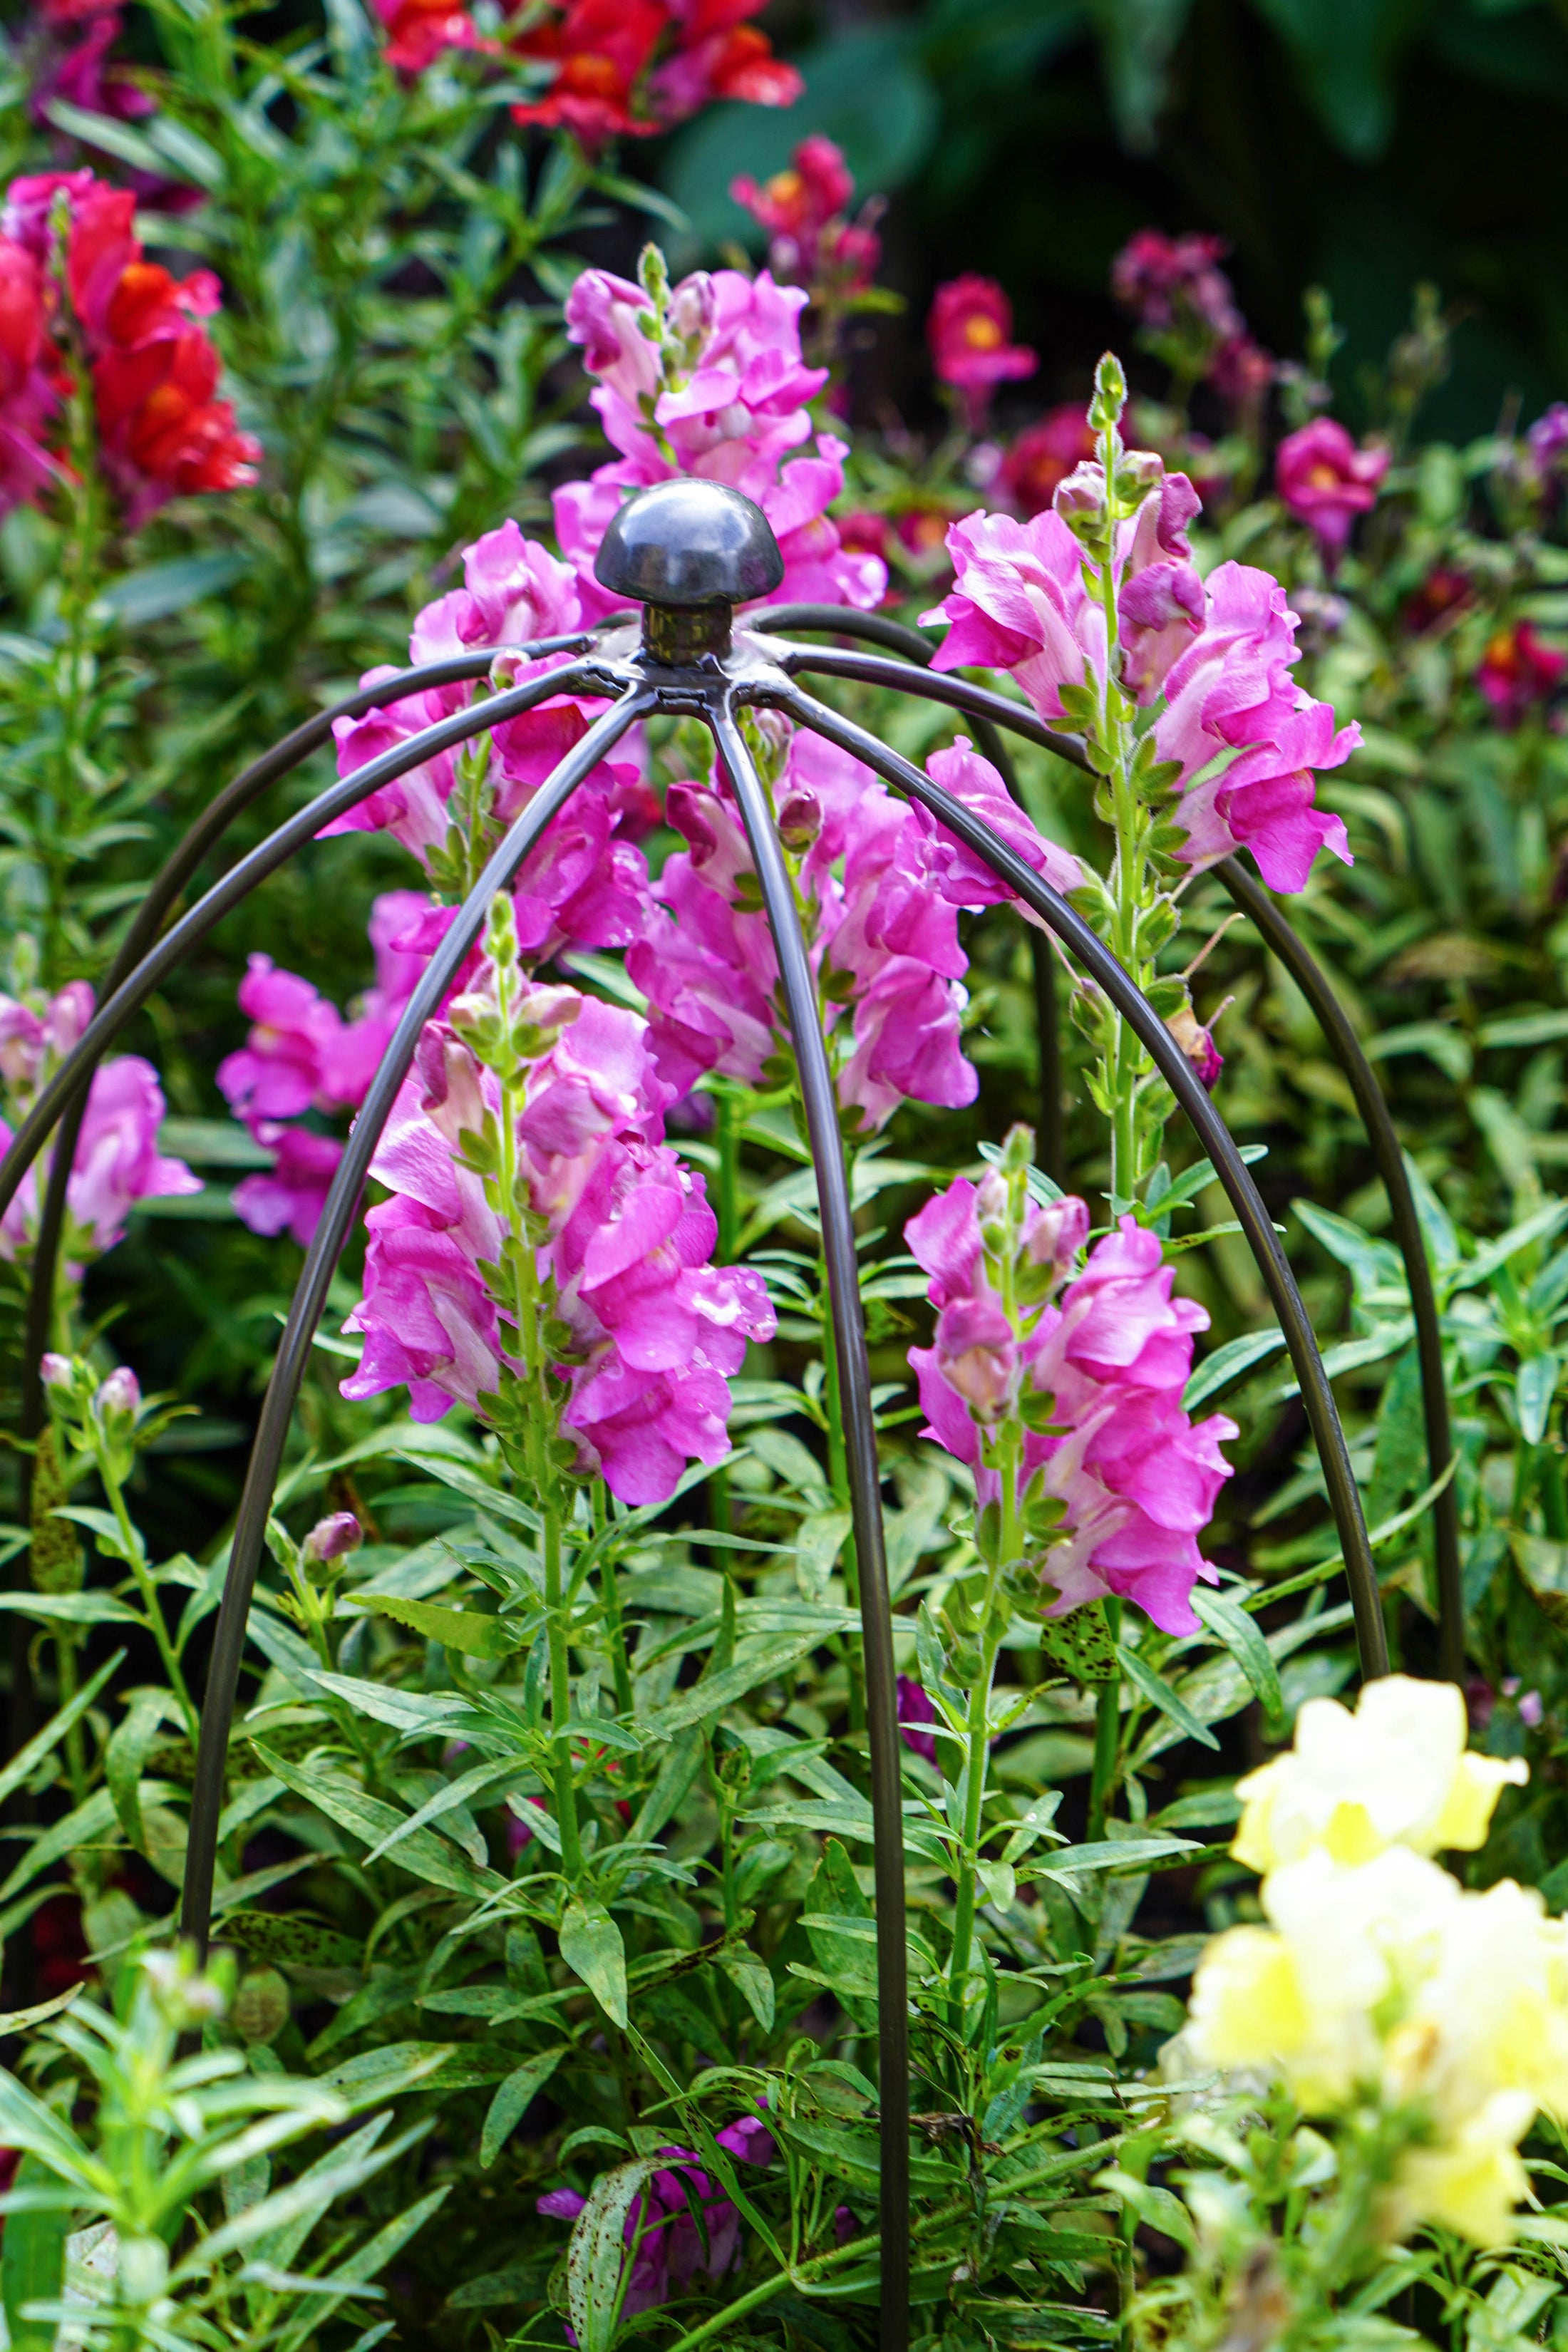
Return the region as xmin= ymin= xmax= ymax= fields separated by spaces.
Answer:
xmin=555 ymin=263 xmax=885 ymax=615
xmin=324 ymin=516 xmax=654 ymax=891
xmin=0 ymin=982 xmax=198 ymax=1263
xmin=922 ymin=506 xmax=1106 ymax=725
xmin=537 ymin=2111 xmax=775 ymax=2325
xmin=906 ymin=1177 xmax=1234 ymax=1637
xmin=631 ymin=727 xmax=1083 ymax=1129
xmin=923 ymin=463 xmax=1204 ymax=713
xmin=927 ymin=275 xmax=1036 ymax=430
xmin=1274 ymin=418 xmax=1389 ymax=561
xmin=1476 ymin=621 xmax=1568 ymax=726
xmin=231 ymin=1126 xmax=344 ymax=1248
xmin=1152 ymin=562 xmax=1356 ymax=892
xmin=340 ymin=986 xmax=773 ymax=1504
xmin=896 ymin=1673 xmax=939 ymax=1763
xmin=1111 ymin=230 xmax=1241 ymax=344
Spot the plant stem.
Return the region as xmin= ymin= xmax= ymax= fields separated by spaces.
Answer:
xmin=594 ymin=1482 xmax=636 ymax=1721
xmin=101 ymin=1463 xmax=199 ymax=1746
xmin=1088 ymin=1626 xmax=1123 ymax=1843
xmin=495 ymin=966 xmax=582 ymax=1878
xmin=54 ymin=1629 xmax=87 ymax=1807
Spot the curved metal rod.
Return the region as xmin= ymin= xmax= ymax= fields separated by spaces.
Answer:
xmin=1216 ymin=857 xmax=1463 ymax=1682
xmin=12 ymin=640 xmax=595 ymax=1703
xmin=0 ymin=659 xmax=605 ymax=1231
xmin=778 ymin=644 xmax=1092 ymax=773
xmin=765 ymin=681 xmax=1388 ymax=1681
xmin=180 ymin=683 xmax=654 ymax=1950
xmin=748 ymin=603 xmax=936 ymax=661
xmin=755 ymin=610 xmax=1068 ymax=1177
xmin=706 ymin=698 xmax=911 ymax=2352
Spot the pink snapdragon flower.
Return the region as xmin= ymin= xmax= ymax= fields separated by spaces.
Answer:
xmin=906 ymin=1175 xmax=1234 ymax=1637
xmin=1000 ymin=406 xmax=1098 ymax=519
xmin=923 ymin=460 xmax=1203 ymax=713
xmin=537 ymin=2111 xmax=776 ymax=2324
xmin=897 ymin=1673 xmax=939 ymax=1763
xmin=341 ymin=987 xmax=772 ymax=1504
xmin=555 ymin=263 xmax=884 ymax=614
xmin=0 ymin=981 xmax=199 ymax=1263
xmin=927 ymin=275 xmax=1036 ymax=430
xmin=922 ymin=507 xmax=1106 ymax=726
xmin=1152 ymin=561 xmax=1356 ymax=892
xmin=1274 ymin=418 xmax=1389 ymax=560
xmin=231 ymin=1125 xmax=344 ymax=1248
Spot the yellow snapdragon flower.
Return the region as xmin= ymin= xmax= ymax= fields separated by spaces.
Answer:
xmin=1232 ymin=1675 xmax=1527 ymax=1874
xmin=1383 ymin=2092 xmax=1535 ymax=2247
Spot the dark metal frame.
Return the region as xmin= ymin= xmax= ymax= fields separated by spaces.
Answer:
xmin=0 ymin=567 xmax=1461 ymax=2351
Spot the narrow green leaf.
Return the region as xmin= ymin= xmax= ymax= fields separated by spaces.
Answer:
xmin=345 ymin=1593 xmax=527 ymax=1657
xmin=559 ymin=1899 xmax=628 ymax=2028
xmin=106 ymin=1689 xmax=171 ymax=1851
xmin=567 ymin=2160 xmax=659 ymax=2352
xmin=0 ymin=1651 xmax=124 ymax=1812
xmin=1190 ymin=1589 xmax=1282 ymax=1721
xmin=480 ymin=2048 xmax=567 ymax=2169
xmin=2 ymin=2157 xmax=68 ymax=2351
xmin=1116 ymin=1645 xmax=1220 ymax=1750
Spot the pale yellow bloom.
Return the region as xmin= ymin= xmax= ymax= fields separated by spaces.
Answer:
xmin=1232 ymin=1676 xmax=1527 ymax=1874
xmin=1386 ymin=2091 xmax=1535 ymax=2247
xmin=1395 ymin=1877 xmax=1568 ymax=2125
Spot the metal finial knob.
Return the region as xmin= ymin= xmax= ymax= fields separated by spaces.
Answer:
xmin=594 ymin=480 xmax=783 ymax=663
xmin=594 ymin=479 xmax=784 ymax=607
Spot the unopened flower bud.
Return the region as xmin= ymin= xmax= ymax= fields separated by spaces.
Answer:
xmin=118 ymin=2236 xmax=169 ymax=2307
xmin=303 ymin=1511 xmax=361 ymax=1568
xmin=1024 ymin=1195 xmax=1089 ymax=1277
xmin=776 ymin=790 xmax=822 ymax=850
xmin=937 ymin=1296 xmax=1017 ymax=1420
xmin=96 ymin=1366 xmax=140 ymax=1419
xmin=1118 ymin=447 xmax=1166 ymax=495
xmin=416 ymin=1023 xmax=488 ymax=1147
xmin=1053 ymin=461 xmax=1105 ymax=530
xmin=39 ymin=1351 xmax=74 ymax=1390
xmin=142 ymin=1946 xmax=227 ymax=2027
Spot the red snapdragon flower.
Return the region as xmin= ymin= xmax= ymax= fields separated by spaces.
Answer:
xmin=655 ymin=0 xmax=803 ymax=117
xmin=1000 ymin=405 xmax=1097 ymax=517
xmin=0 ymin=234 xmax=61 ymax=506
xmin=373 ymin=0 xmax=485 ymax=74
xmin=510 ymin=0 xmax=666 ymax=138
xmin=1403 ymin=565 xmax=1470 ymax=635
xmin=1477 ymin=622 xmax=1567 ymax=727
xmin=1274 ymin=418 xmax=1388 ymax=561
xmin=0 ymin=170 xmax=256 ymax=518
xmin=508 ymin=0 xmax=798 ymax=138
xmin=1112 ymin=229 xmax=1239 ymax=344
xmin=927 ymin=274 xmax=1036 ymax=430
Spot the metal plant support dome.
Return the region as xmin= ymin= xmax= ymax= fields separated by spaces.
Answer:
xmin=0 ymin=476 xmax=1463 ymax=2352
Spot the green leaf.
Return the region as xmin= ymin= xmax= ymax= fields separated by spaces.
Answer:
xmin=106 ymin=1689 xmax=171 ymax=1852
xmin=640 ymin=1632 xmax=820 ymax=1735
xmin=480 ymin=2048 xmax=567 ymax=2169
xmin=0 ymin=1589 xmax=139 ymax=1622
xmin=567 ymin=2160 xmax=660 ymax=2352
xmin=1117 ymin=1644 xmax=1220 ymax=1749
xmin=103 ymin=554 xmax=249 ymax=626
xmin=346 ymin=1592 xmax=527 ymax=1657
xmin=717 ymin=1946 xmax=775 ymax=2031
xmin=313 ymin=2043 xmax=520 ymax=2107
xmin=2 ymin=2157 xmax=68 ymax=2351
xmin=1517 ymin=1353 xmax=1561 ymax=1447
xmin=559 ymin=1899 xmax=628 ymax=2028
xmin=795 ymin=1506 xmax=852 ymax=1600
xmin=0 ymin=1788 xmax=119 ymax=1902
xmin=0 ymin=1651 xmax=124 ymax=1813
xmin=252 ymin=1745 xmax=502 ymax=1901
xmin=1190 ymin=1590 xmax=1282 ymax=1721
xmin=1182 ymin=1331 xmax=1287 ymax=1411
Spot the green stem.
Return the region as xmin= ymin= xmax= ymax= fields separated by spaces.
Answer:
xmin=714 ymin=1084 xmax=741 ymax=1263
xmin=495 ymin=969 xmax=582 ymax=1879
xmin=1088 ymin=1665 xmax=1122 ymax=1844
xmin=944 ymin=1624 xmax=1001 ymax=2035
xmin=102 ymin=1465 xmax=198 ymax=1746
xmin=54 ymin=1629 xmax=87 ymax=1807
xmin=594 ymin=1484 xmax=636 ymax=1722
xmin=819 ymin=1291 xmax=865 ymax=1735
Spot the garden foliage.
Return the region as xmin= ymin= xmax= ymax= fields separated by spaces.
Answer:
xmin=5 ymin=9 xmax=1568 ymax=2351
